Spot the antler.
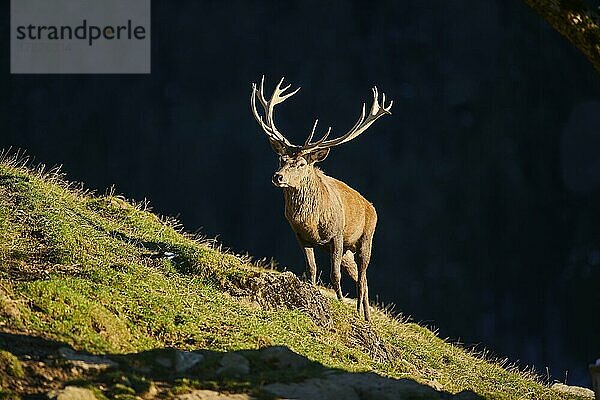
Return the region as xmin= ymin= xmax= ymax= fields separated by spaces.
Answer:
xmin=251 ymin=77 xmax=393 ymax=156
xmin=250 ymin=76 xmax=300 ymax=153
xmin=301 ymin=86 xmax=393 ymax=153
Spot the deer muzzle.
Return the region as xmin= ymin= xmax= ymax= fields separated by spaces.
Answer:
xmin=272 ymin=172 xmax=288 ymax=187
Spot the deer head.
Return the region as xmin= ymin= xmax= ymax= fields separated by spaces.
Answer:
xmin=251 ymin=76 xmax=393 ymax=188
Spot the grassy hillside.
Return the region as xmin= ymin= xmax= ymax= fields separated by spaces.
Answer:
xmin=0 ymin=154 xmax=587 ymax=399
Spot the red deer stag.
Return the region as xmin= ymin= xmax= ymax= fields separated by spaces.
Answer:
xmin=250 ymin=77 xmax=392 ymax=321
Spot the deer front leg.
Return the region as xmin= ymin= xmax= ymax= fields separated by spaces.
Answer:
xmin=330 ymin=235 xmax=344 ymax=300
xmin=302 ymin=246 xmax=317 ymax=285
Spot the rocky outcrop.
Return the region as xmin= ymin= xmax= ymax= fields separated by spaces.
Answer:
xmin=234 ymin=271 xmax=333 ymax=327
xmin=48 ymin=386 xmax=98 ymax=400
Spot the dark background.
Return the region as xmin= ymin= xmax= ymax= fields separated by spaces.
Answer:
xmin=2 ymin=0 xmax=600 ymax=388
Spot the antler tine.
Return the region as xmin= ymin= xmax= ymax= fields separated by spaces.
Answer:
xmin=348 ymin=103 xmax=367 ymax=134
xmin=250 ymin=76 xmax=301 ymax=151
xmin=276 ymin=86 xmax=301 ymax=104
xmin=272 ymin=77 xmax=301 ymax=105
xmin=304 ymin=119 xmax=332 ymax=147
xmin=385 ymin=99 xmax=393 ymax=112
xmin=315 ymin=126 xmax=332 ymax=144
xmin=300 ymin=86 xmax=392 ymax=154
xmin=258 ymin=75 xmax=268 ymax=106
xmin=250 ymin=83 xmax=263 ymax=126
xmin=277 ymin=77 xmax=292 ymax=92
xmin=305 ymin=119 xmax=319 ymax=146
xmin=370 ymin=87 xmax=381 ymax=116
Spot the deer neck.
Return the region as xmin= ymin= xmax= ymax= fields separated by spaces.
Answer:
xmin=283 ymin=167 xmax=328 ymax=222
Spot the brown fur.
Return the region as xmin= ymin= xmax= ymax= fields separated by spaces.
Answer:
xmin=280 ymin=164 xmax=377 ymax=321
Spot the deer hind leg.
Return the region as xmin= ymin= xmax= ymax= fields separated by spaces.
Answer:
xmin=341 ymin=250 xmax=358 ymax=282
xmin=356 ymin=237 xmax=373 ymax=322
xmin=330 ymin=236 xmax=344 ymax=300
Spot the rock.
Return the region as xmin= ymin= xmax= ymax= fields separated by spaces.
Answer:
xmin=236 ymin=271 xmax=332 ymax=327
xmin=216 ymin=353 xmax=250 ymax=376
xmin=454 ymin=390 xmax=483 ymax=400
xmin=154 ymin=349 xmax=204 ymax=373
xmin=264 ymin=372 xmax=445 ymax=400
xmin=175 ymin=389 xmax=252 ymax=399
xmin=265 ymin=378 xmax=360 ymax=400
xmin=48 ymin=386 xmax=98 ymax=400
xmin=154 ymin=355 xmax=172 ymax=368
xmin=175 ymin=351 xmax=204 ymax=372
xmin=551 ymin=383 xmax=595 ymax=399
xmin=58 ymin=347 xmax=117 ymax=371
xmin=143 ymin=381 xmax=159 ymax=399
xmin=259 ymin=346 xmax=309 ymax=370
xmin=38 ymin=370 xmax=55 ymax=382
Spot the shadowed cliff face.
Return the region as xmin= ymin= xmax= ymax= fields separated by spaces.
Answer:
xmin=2 ymin=0 xmax=600 ymax=387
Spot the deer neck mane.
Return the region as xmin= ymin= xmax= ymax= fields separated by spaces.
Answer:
xmin=283 ymin=166 xmax=328 ymax=221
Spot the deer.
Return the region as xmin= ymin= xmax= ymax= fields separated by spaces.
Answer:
xmin=250 ymin=77 xmax=392 ymax=321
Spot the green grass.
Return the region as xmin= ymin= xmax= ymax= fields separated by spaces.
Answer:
xmin=0 ymin=154 xmax=584 ymax=399
xmin=0 ymin=350 xmax=24 ymax=379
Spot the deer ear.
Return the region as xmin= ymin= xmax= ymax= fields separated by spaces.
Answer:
xmin=306 ymin=148 xmax=330 ymax=164
xmin=269 ymin=139 xmax=287 ymax=156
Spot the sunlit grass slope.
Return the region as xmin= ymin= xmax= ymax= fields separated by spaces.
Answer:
xmin=0 ymin=154 xmax=583 ymax=400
